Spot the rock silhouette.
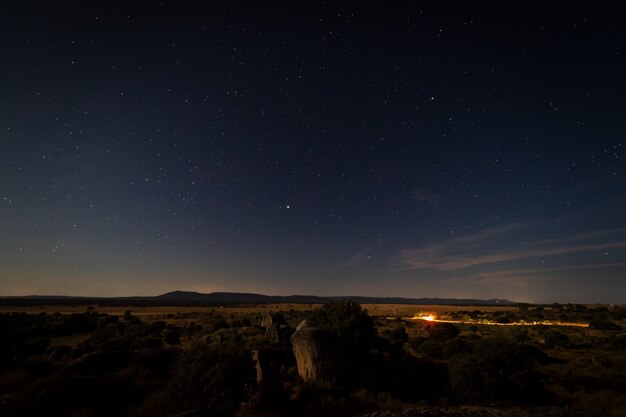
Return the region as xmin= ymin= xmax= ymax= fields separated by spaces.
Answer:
xmin=261 ymin=313 xmax=294 ymax=343
xmin=290 ymin=320 xmax=347 ymax=386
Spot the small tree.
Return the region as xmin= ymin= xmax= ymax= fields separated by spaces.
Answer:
xmin=123 ymin=310 xmax=133 ymax=321
xmin=307 ymin=301 xmax=376 ymax=348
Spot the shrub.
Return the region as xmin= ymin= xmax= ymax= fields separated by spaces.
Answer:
xmin=417 ymin=339 xmax=444 ymax=359
xmin=307 ymin=301 xmax=376 ymax=348
xmin=164 ymin=325 xmax=181 ymax=345
xmin=408 ymin=336 xmax=428 ymax=352
xmin=390 ymin=326 xmax=409 ymax=343
xmin=448 ymin=354 xmax=490 ymax=402
xmin=123 ymin=310 xmax=133 ymax=321
xmin=425 ymin=322 xmax=459 ymax=341
xmin=210 ymin=318 xmax=230 ymax=332
xmin=448 ymin=338 xmax=550 ymax=403
xmin=544 ymin=331 xmax=570 ymax=348
xmin=166 ymin=343 xmax=256 ymax=416
xmin=590 ymin=319 xmax=621 ymax=330
xmin=150 ymin=320 xmax=166 ymax=332
xmin=442 ymin=337 xmax=470 ymax=359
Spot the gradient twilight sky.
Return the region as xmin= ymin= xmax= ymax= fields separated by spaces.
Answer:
xmin=1 ymin=2 xmax=625 ymax=303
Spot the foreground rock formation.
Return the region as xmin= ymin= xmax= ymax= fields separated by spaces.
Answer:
xmin=290 ymin=321 xmax=347 ymax=386
xmin=261 ymin=313 xmax=294 ymax=343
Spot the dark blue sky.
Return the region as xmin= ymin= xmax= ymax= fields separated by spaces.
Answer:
xmin=1 ymin=1 xmax=625 ymax=303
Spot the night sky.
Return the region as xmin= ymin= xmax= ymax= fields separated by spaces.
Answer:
xmin=2 ymin=2 xmax=625 ymax=303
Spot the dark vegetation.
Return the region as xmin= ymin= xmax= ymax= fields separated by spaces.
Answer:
xmin=0 ymin=302 xmax=624 ymax=417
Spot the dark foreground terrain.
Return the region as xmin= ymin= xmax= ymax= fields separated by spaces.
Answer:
xmin=0 ymin=302 xmax=624 ymax=417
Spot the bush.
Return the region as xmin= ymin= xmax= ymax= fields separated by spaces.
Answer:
xmin=448 ymin=338 xmax=550 ymax=403
xmin=390 ymin=326 xmax=409 ymax=343
xmin=210 ymin=318 xmax=230 ymax=332
xmin=442 ymin=337 xmax=471 ymax=359
xmin=408 ymin=336 xmax=428 ymax=352
xmin=164 ymin=325 xmax=181 ymax=345
xmin=590 ymin=319 xmax=621 ymax=330
xmin=448 ymin=354 xmax=490 ymax=402
xmin=307 ymin=301 xmax=376 ymax=348
xmin=166 ymin=343 xmax=256 ymax=416
xmin=425 ymin=322 xmax=459 ymax=341
xmin=610 ymin=308 xmax=626 ymax=321
xmin=544 ymin=331 xmax=570 ymax=348
xmin=417 ymin=339 xmax=444 ymax=359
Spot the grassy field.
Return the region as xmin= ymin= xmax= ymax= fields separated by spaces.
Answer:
xmin=0 ymin=303 xmax=314 ymax=315
xmin=0 ymin=303 xmax=517 ymax=316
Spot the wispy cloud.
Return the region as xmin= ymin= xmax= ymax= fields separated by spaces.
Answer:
xmin=450 ymin=222 xmax=528 ymax=244
xmin=393 ymin=222 xmax=626 ymax=272
xmin=471 ymin=262 xmax=626 ymax=283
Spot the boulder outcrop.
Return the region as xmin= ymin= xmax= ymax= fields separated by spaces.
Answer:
xmin=261 ymin=313 xmax=293 ymax=343
xmin=290 ymin=321 xmax=346 ymax=386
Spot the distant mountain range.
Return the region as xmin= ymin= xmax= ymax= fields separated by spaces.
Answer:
xmin=0 ymin=290 xmax=516 ymax=306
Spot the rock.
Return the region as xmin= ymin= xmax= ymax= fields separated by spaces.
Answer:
xmin=296 ymin=319 xmax=309 ymax=331
xmin=261 ymin=313 xmax=293 ymax=342
xmin=290 ymin=326 xmax=346 ymax=386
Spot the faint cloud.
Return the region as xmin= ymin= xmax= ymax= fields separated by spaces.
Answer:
xmin=451 ymin=222 xmax=527 ymax=244
xmin=393 ymin=222 xmax=626 ymax=272
xmin=471 ymin=262 xmax=626 ymax=283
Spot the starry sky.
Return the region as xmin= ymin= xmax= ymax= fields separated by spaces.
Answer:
xmin=1 ymin=1 xmax=625 ymax=303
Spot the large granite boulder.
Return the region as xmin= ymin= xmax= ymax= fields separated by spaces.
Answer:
xmin=290 ymin=322 xmax=347 ymax=386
